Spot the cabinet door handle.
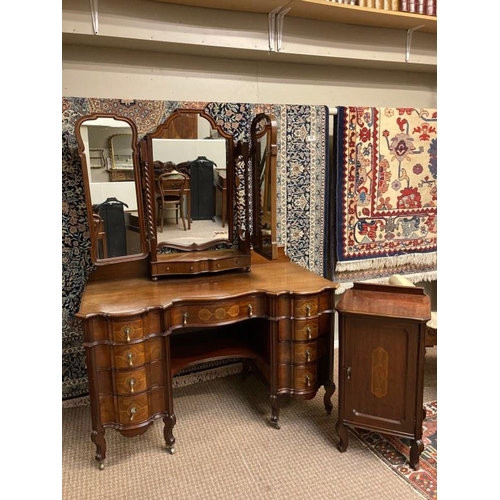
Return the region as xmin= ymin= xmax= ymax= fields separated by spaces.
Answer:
xmin=305 ymin=304 xmax=311 ymax=317
xmin=305 ymin=374 xmax=311 ymax=387
xmin=182 ymin=312 xmax=188 ymax=326
xmin=248 ymin=304 xmax=253 ymax=317
xmin=346 ymin=367 xmax=352 ymax=380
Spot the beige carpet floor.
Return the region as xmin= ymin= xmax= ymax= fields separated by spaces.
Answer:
xmin=62 ymin=347 xmax=437 ymax=499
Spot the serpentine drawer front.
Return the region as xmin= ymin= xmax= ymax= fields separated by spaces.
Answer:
xmin=77 ymin=257 xmax=338 ymax=469
xmin=169 ymin=294 xmax=267 ymax=328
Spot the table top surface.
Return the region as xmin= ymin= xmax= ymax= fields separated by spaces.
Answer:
xmin=77 ymin=255 xmax=337 ymax=317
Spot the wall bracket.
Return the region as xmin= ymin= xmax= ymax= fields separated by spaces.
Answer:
xmin=405 ymin=25 xmax=425 ymax=62
xmin=89 ymin=0 xmax=99 ymax=35
xmin=268 ymin=2 xmax=293 ymax=52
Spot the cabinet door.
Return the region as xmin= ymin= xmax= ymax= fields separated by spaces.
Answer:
xmin=340 ymin=315 xmax=420 ymax=435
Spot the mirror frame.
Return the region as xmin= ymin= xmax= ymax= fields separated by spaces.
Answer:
xmin=251 ymin=113 xmax=278 ymax=260
xmin=142 ymin=108 xmax=251 ymax=278
xmin=75 ymin=113 xmax=148 ymax=266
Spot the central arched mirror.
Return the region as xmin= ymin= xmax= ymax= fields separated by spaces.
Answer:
xmin=251 ymin=113 xmax=278 ymax=260
xmin=75 ymin=114 xmax=147 ymax=265
xmin=142 ymin=108 xmax=251 ymax=278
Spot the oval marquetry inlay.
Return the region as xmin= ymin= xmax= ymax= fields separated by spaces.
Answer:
xmin=198 ymin=304 xmax=241 ymax=322
xmin=214 ymin=308 xmax=227 ymax=320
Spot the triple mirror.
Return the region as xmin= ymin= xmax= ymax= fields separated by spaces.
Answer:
xmin=75 ymin=114 xmax=147 ymax=264
xmin=75 ymin=108 xmax=277 ymax=277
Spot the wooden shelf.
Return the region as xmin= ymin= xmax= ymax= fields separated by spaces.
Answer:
xmin=153 ymin=0 xmax=437 ymax=34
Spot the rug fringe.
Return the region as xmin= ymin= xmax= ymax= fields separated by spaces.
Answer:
xmin=335 ymin=252 xmax=437 ymax=273
xmin=335 ymin=270 xmax=437 ymax=295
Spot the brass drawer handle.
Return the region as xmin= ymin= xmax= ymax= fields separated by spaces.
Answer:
xmin=129 ymin=405 xmax=137 ymax=421
xmin=124 ymin=326 xmax=131 ymax=342
xmin=248 ymin=304 xmax=253 ymax=317
xmin=127 ymin=351 xmax=133 ymax=366
xmin=182 ymin=312 xmax=188 ymax=326
xmin=129 ymin=378 xmax=136 ymax=394
xmin=346 ymin=367 xmax=352 ymax=380
xmin=306 ymin=326 xmax=312 ymax=340
xmin=305 ymin=304 xmax=311 ymax=317
xmin=305 ymin=374 xmax=311 ymax=388
xmin=305 ymin=350 xmax=311 ymax=363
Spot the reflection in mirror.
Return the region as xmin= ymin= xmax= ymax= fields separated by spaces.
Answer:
xmin=151 ymin=136 xmax=227 ymax=245
xmin=75 ymin=115 xmax=146 ymax=264
xmin=251 ymin=113 xmax=278 ymax=260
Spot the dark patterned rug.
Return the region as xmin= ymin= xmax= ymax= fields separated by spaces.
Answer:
xmin=351 ymin=400 xmax=437 ymax=500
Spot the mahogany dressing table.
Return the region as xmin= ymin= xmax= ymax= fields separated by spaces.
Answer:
xmin=77 ymin=250 xmax=338 ymax=469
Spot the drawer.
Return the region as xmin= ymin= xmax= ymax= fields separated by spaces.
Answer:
xmin=83 ymin=312 xmax=162 ymax=343
xmin=93 ymin=337 xmax=162 ymax=370
xmin=99 ymin=386 xmax=166 ymax=426
xmin=98 ymin=361 xmax=164 ymax=396
xmin=292 ymin=319 xmax=319 ymax=341
xmin=169 ymin=295 xmax=266 ymax=328
xmin=111 ymin=318 xmax=144 ymax=343
xmin=277 ymin=338 xmax=328 ymax=365
xmin=278 ymin=364 xmax=318 ymax=392
xmin=292 ymin=291 xmax=334 ymax=318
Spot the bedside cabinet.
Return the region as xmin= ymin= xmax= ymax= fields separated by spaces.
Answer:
xmin=335 ymin=282 xmax=431 ymax=470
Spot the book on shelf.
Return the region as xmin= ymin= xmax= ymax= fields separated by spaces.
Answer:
xmin=400 ymin=0 xmax=408 ymax=11
xmin=391 ymin=0 xmax=400 ymax=10
xmin=416 ymin=0 xmax=425 ymax=14
xmin=426 ymin=0 xmax=436 ymax=16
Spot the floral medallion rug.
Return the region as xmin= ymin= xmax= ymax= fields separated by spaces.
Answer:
xmin=351 ymin=400 xmax=437 ymax=499
xmin=334 ymin=107 xmax=437 ymax=291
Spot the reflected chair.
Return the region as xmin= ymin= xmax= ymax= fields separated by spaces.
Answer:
xmin=156 ymin=172 xmax=188 ymax=232
xmin=92 ymin=213 xmax=108 ymax=259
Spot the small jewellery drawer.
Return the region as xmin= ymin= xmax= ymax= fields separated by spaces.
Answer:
xmin=278 ymin=364 xmax=318 ymax=392
xmin=171 ymin=296 xmax=266 ymax=327
xmin=111 ymin=318 xmax=144 ymax=343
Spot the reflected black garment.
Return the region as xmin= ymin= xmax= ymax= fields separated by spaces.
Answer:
xmin=188 ymin=156 xmax=216 ymax=220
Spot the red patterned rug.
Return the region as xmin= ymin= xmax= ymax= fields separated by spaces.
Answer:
xmin=351 ymin=401 xmax=437 ymax=499
xmin=334 ymin=107 xmax=437 ymax=287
